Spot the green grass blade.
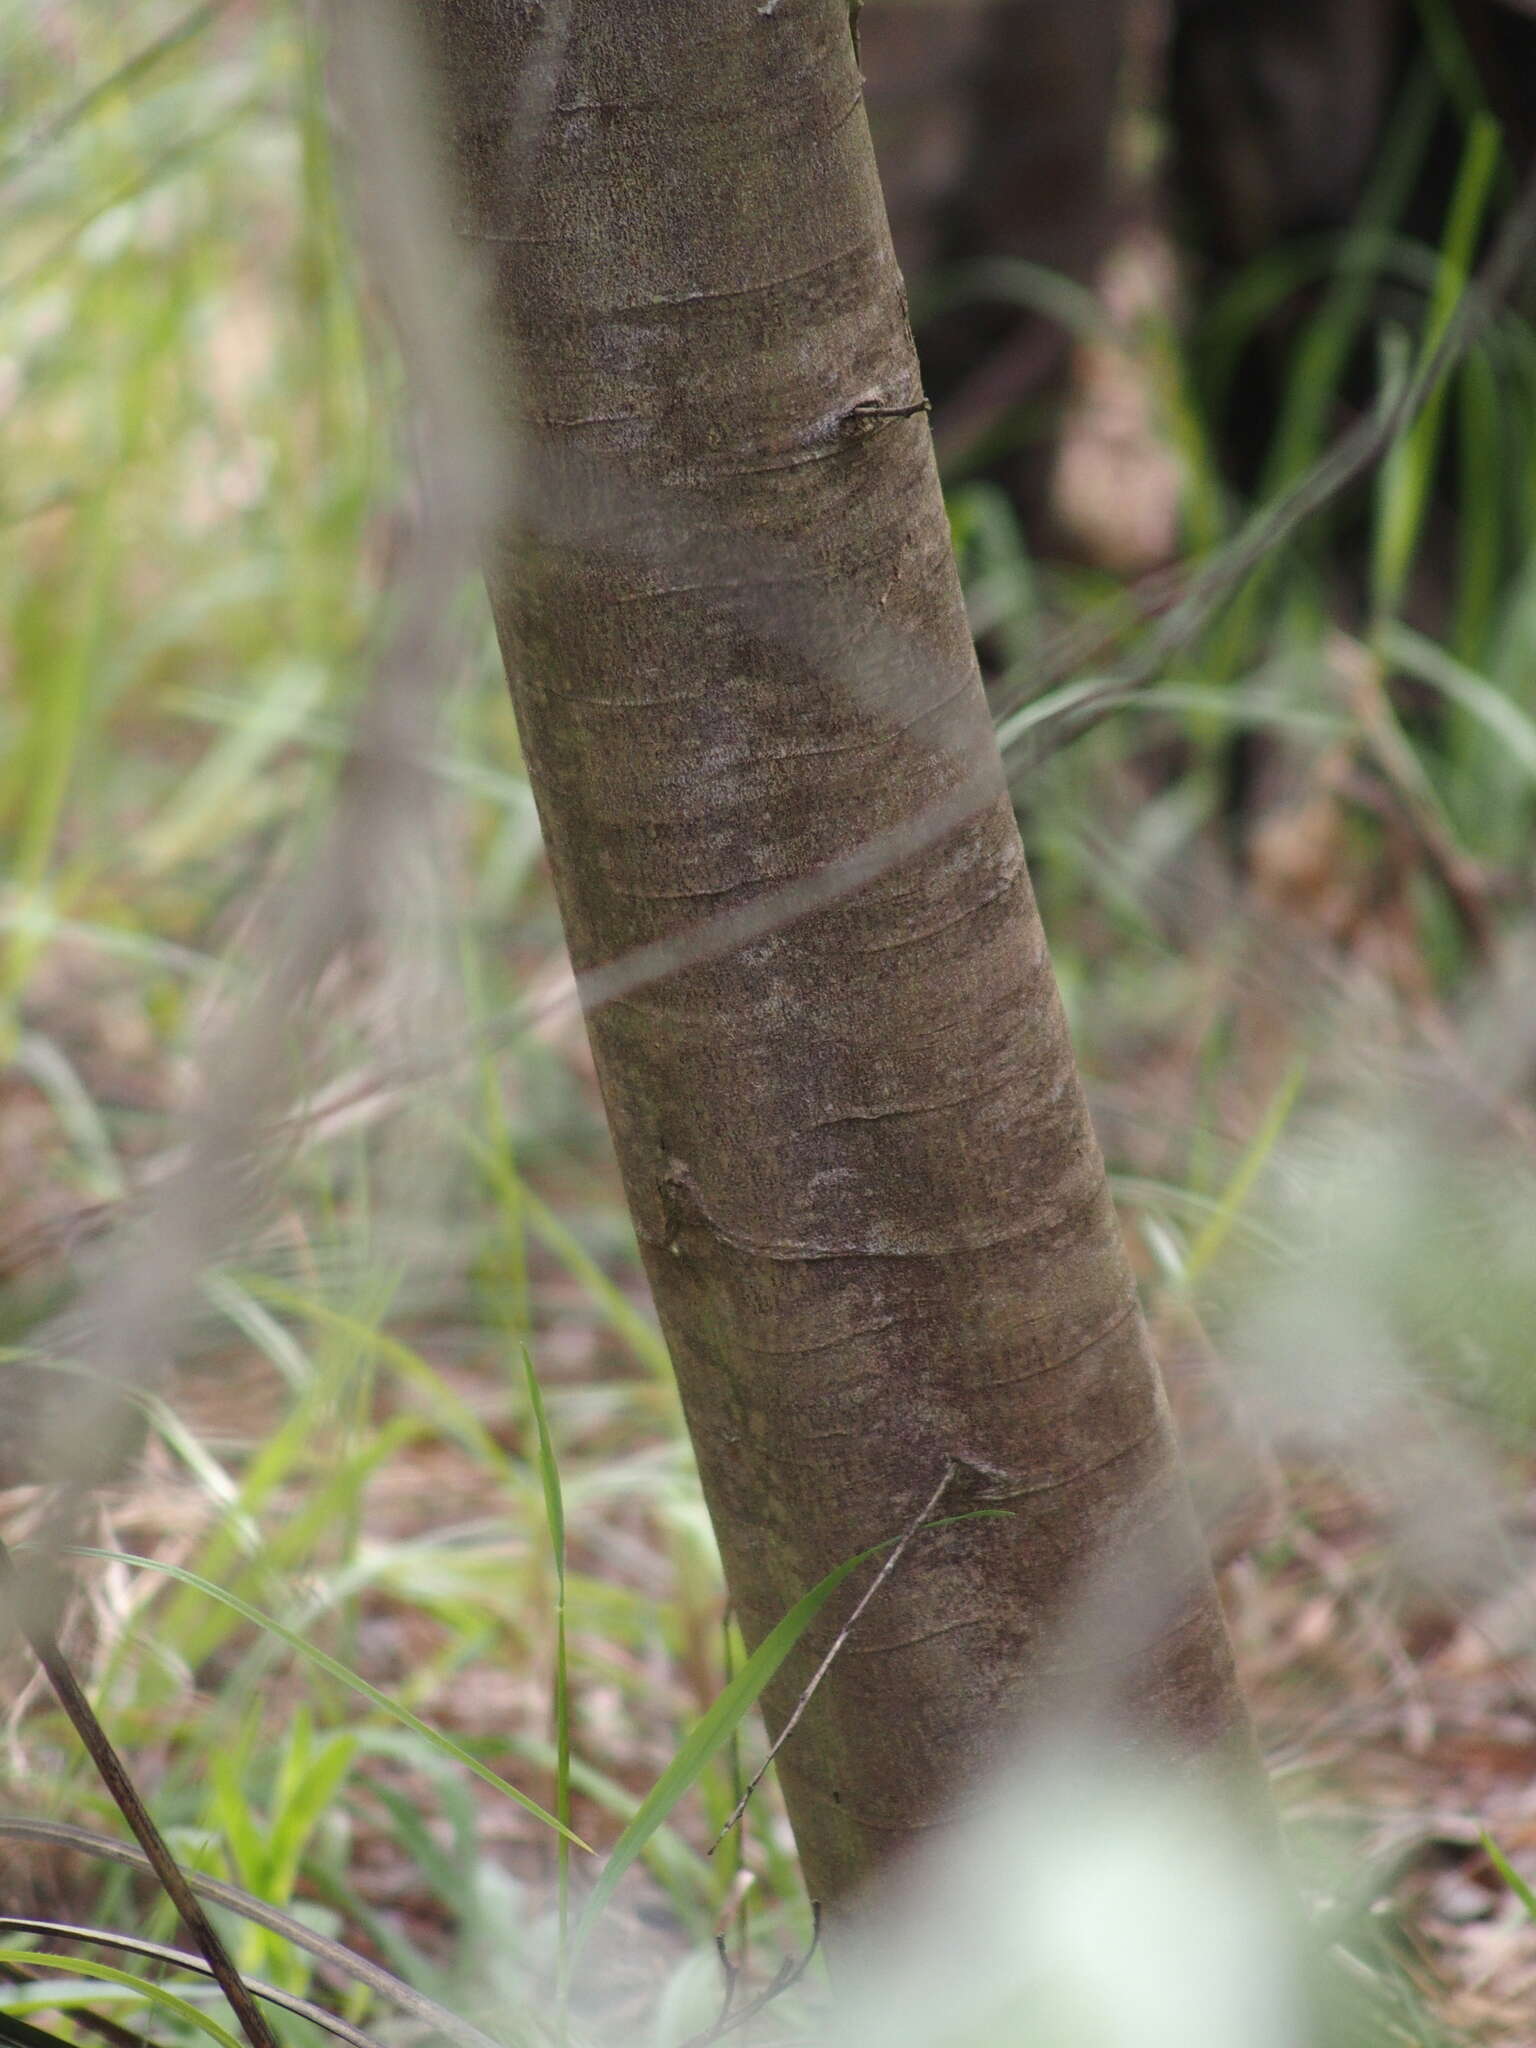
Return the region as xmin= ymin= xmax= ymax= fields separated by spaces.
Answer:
xmin=237 ymin=1275 xmax=517 ymax=1475
xmin=1454 ymin=346 xmax=1502 ymax=661
xmin=520 ymin=1184 xmax=673 ymax=1386
xmin=1481 ymin=1831 xmax=1536 ymax=1921
xmin=568 ymin=1523 xmax=995 ymax=1958
xmin=522 ymin=1349 xmax=566 ymax=1598
xmin=1263 ymin=60 xmax=1441 ymax=497
xmin=0 ymin=1979 xmax=162 ymax=2019
xmin=522 ymin=1346 xmax=572 ymax=2008
xmin=1410 ymin=0 xmax=1493 ymax=124
xmin=504 ymin=1735 xmax=712 ymax=1913
xmin=266 ymin=1723 xmax=359 ymax=1906
xmin=63 ymin=1546 xmax=589 ymax=1851
xmin=366 ymin=1779 xmax=469 ymax=1911
xmin=1385 ymin=622 xmax=1536 ymax=781
xmin=0 ymin=1955 xmax=241 ymax=2048
xmin=135 ymin=658 xmax=327 ymax=873
xmin=1372 ymin=112 xmax=1501 ymax=622
xmin=1184 ymin=1056 xmax=1307 ymax=1290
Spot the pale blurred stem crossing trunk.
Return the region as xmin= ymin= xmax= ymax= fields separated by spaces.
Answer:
xmin=422 ymin=0 xmax=1264 ymax=1904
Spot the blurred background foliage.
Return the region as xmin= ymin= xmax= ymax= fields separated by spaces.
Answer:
xmin=5 ymin=0 xmax=1536 ymax=2042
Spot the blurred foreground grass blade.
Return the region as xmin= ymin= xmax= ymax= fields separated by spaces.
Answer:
xmin=65 ymin=1547 xmax=589 ymax=1850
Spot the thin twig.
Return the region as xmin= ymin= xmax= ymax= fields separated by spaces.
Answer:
xmin=0 ymin=1541 xmax=280 ymax=2048
xmin=710 ymin=1464 xmax=959 ymax=1851
xmin=683 ymin=1905 xmax=823 ymax=2047
xmin=707 ymin=1935 xmax=738 ymax=2030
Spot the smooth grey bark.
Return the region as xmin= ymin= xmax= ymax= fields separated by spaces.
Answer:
xmin=421 ymin=0 xmax=1262 ymax=1906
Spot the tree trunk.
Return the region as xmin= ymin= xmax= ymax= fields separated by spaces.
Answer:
xmin=421 ymin=0 xmax=1261 ymax=1907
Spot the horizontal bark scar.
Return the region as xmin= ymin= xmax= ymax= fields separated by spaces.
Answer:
xmin=643 ymin=1176 xmax=1109 ymax=1264
xmin=600 ymin=570 xmax=824 ymax=607
xmin=612 ymin=875 xmax=793 ymax=904
xmin=736 ymin=1313 xmax=907 ymax=1357
xmin=848 ymin=1613 xmax=987 ymax=1658
xmin=518 ymin=674 xmax=710 ymax=707
xmin=612 ymin=242 xmax=871 ymax=313
xmin=838 ymin=394 xmax=931 ymax=429
xmin=971 ymin=1420 xmax=1163 ymax=1507
xmin=758 ymin=680 xmax=987 ymax=767
xmin=1047 ymin=1601 xmax=1217 ymax=1682
xmin=789 ymin=1781 xmax=949 ymax=1833
xmin=804 ymin=1069 xmax=1020 ymax=1133
xmin=524 ymin=408 xmax=641 ymax=428
xmin=849 ymin=852 xmax=1025 ymax=955
xmin=975 ymin=1295 xmax=1139 ymax=1392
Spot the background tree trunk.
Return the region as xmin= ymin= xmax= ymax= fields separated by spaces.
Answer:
xmin=861 ymin=0 xmax=1132 ymax=510
xmin=422 ymin=0 xmax=1260 ymax=1907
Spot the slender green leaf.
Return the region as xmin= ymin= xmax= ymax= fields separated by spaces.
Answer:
xmin=522 ymin=1350 xmax=566 ymax=1600
xmin=1385 ymin=622 xmax=1536 ymax=780
xmin=523 ymin=1346 xmax=572 ymax=2015
xmin=568 ymin=1521 xmax=1003 ymax=1956
xmin=1373 ymin=113 xmax=1501 ymax=620
xmin=0 ymin=1955 xmax=241 ymax=2048
xmin=1482 ymin=1832 xmax=1536 ymax=1922
xmin=1184 ymin=1057 xmax=1307 ymax=1289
